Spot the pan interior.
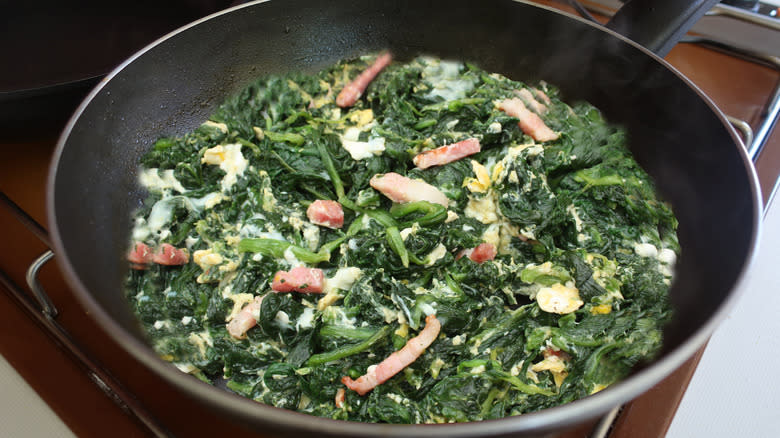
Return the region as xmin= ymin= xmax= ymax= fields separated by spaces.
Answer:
xmin=50 ymin=0 xmax=759 ymax=435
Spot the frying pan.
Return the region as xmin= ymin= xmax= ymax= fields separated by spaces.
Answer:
xmin=47 ymin=0 xmax=762 ymax=436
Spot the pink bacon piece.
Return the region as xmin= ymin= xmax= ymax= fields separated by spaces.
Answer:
xmin=413 ymin=138 xmax=481 ymax=170
xmin=515 ymin=88 xmax=548 ymax=115
xmin=342 ymin=314 xmax=441 ymax=396
xmin=151 ymin=243 xmax=190 ymax=266
xmin=336 ymin=52 xmax=393 ymax=108
xmin=272 ymin=266 xmax=325 ymax=293
xmin=531 ymin=87 xmax=552 ymax=106
xmin=497 ymin=97 xmax=559 ymax=142
xmin=458 ymin=243 xmax=497 ymax=263
xmin=128 ymin=242 xmax=153 ymax=269
xmin=369 ymin=172 xmax=449 ymax=207
xmin=227 ymin=295 xmax=264 ymax=339
xmin=306 ymin=200 xmax=344 ymax=229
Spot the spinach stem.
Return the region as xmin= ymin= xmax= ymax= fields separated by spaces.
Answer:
xmin=421 ymin=97 xmax=486 ymax=113
xmin=413 ymin=118 xmax=437 ymax=130
xmin=266 ymin=130 xmax=305 ymax=146
xmin=269 ymin=150 xmax=297 ymax=173
xmin=306 ymin=326 xmax=392 ymax=366
xmin=460 ymin=359 xmax=554 ymax=396
xmin=389 ymin=201 xmax=448 ymax=227
xmin=318 ymin=325 xmax=376 ymax=341
xmin=386 ymin=226 xmax=409 ymax=268
xmin=238 ymin=236 xmax=345 ymax=264
xmin=316 ymin=142 xmax=346 ymax=199
xmin=490 ymin=370 xmax=554 ymax=396
xmin=340 ymin=197 xmax=398 ymax=228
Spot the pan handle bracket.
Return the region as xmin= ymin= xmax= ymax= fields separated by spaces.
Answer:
xmin=590 ymin=405 xmax=622 ymax=438
xmin=25 ymin=250 xmax=59 ymax=319
xmin=726 ymin=115 xmax=755 ymax=153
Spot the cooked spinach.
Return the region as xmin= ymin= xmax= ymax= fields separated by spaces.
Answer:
xmin=126 ymin=54 xmax=678 ymax=423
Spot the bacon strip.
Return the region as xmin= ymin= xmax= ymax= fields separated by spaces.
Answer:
xmin=227 ymin=295 xmax=264 ymax=339
xmin=306 ymin=200 xmax=344 ymax=229
xmin=272 ymin=266 xmax=325 ymax=293
xmin=341 ymin=314 xmax=441 ymax=396
xmin=413 ymin=138 xmax=481 ymax=169
xmin=497 ymin=98 xmax=559 ymax=142
xmin=531 ymin=87 xmax=552 ymax=106
xmin=128 ymin=242 xmax=153 ymax=269
xmin=515 ymin=88 xmax=547 ymax=115
xmin=151 ymin=243 xmax=190 ymax=266
xmin=336 ymin=52 xmax=392 ymax=108
xmin=458 ymin=243 xmax=497 ymax=263
xmin=369 ymin=172 xmax=449 ymax=207
xmin=129 ymin=242 xmax=190 ymax=269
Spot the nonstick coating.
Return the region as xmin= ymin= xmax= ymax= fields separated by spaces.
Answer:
xmin=48 ymin=1 xmax=761 ymax=436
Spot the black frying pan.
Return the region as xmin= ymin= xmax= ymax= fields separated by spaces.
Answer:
xmin=47 ymin=0 xmax=762 ymax=436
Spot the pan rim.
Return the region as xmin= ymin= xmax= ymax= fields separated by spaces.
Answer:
xmin=46 ymin=0 xmax=763 ymax=435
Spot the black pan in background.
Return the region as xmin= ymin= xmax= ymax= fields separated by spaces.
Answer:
xmin=0 ymin=0 xmax=239 ymax=140
xmin=48 ymin=0 xmax=761 ymax=436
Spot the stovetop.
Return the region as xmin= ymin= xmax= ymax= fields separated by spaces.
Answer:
xmin=1 ymin=1 xmax=779 ymax=437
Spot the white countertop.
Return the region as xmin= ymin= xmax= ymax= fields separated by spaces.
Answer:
xmin=667 ymin=190 xmax=780 ymax=437
xmin=0 ymin=354 xmax=75 ymax=438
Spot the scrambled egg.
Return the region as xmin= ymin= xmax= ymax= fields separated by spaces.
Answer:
xmin=193 ymin=248 xmax=223 ymax=270
xmin=193 ymin=248 xmax=226 ymax=283
xmin=348 ymin=108 xmax=374 ymax=127
xmin=536 ymin=283 xmax=584 ymax=314
xmin=464 ymin=160 xmax=491 ymax=193
xmin=530 ymin=354 xmax=569 ymax=388
xmin=464 ymin=195 xmax=499 ymax=224
xmin=201 ymin=143 xmax=248 ymax=192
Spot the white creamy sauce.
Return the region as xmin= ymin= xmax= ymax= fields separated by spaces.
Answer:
xmin=422 ymin=58 xmax=474 ymax=101
xmin=296 ymin=307 xmax=316 ymax=330
xmin=283 ymin=246 xmax=302 ymax=266
xmin=658 ymin=248 xmax=677 ymax=265
xmin=634 ymin=242 xmax=659 ymax=258
xmin=139 ymin=190 xmax=225 ymax=240
xmin=566 ymin=204 xmax=584 ymax=232
xmin=323 ymin=267 xmax=363 ymax=294
xmin=418 ymin=302 xmax=437 ymax=316
xmin=341 ymin=136 xmax=386 ymax=160
xmin=425 ymin=243 xmax=448 ymax=266
xmin=275 ymin=311 xmax=291 ymax=330
xmin=322 ymin=305 xmax=357 ymax=328
xmin=139 ymin=168 xmax=186 ymax=194
xmin=145 ymin=198 xmax=177 ymax=236
xmin=190 ymin=192 xmax=224 ymax=210
xmin=153 ymin=320 xmax=171 ymax=330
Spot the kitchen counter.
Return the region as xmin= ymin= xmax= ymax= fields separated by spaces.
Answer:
xmin=667 ymin=184 xmax=779 ymax=436
xmin=1 ymin=1 xmax=779 ymax=437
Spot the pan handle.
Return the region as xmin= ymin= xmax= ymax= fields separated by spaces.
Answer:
xmin=14 ymin=250 xmax=171 ymax=437
xmin=605 ymin=0 xmax=722 ymax=57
